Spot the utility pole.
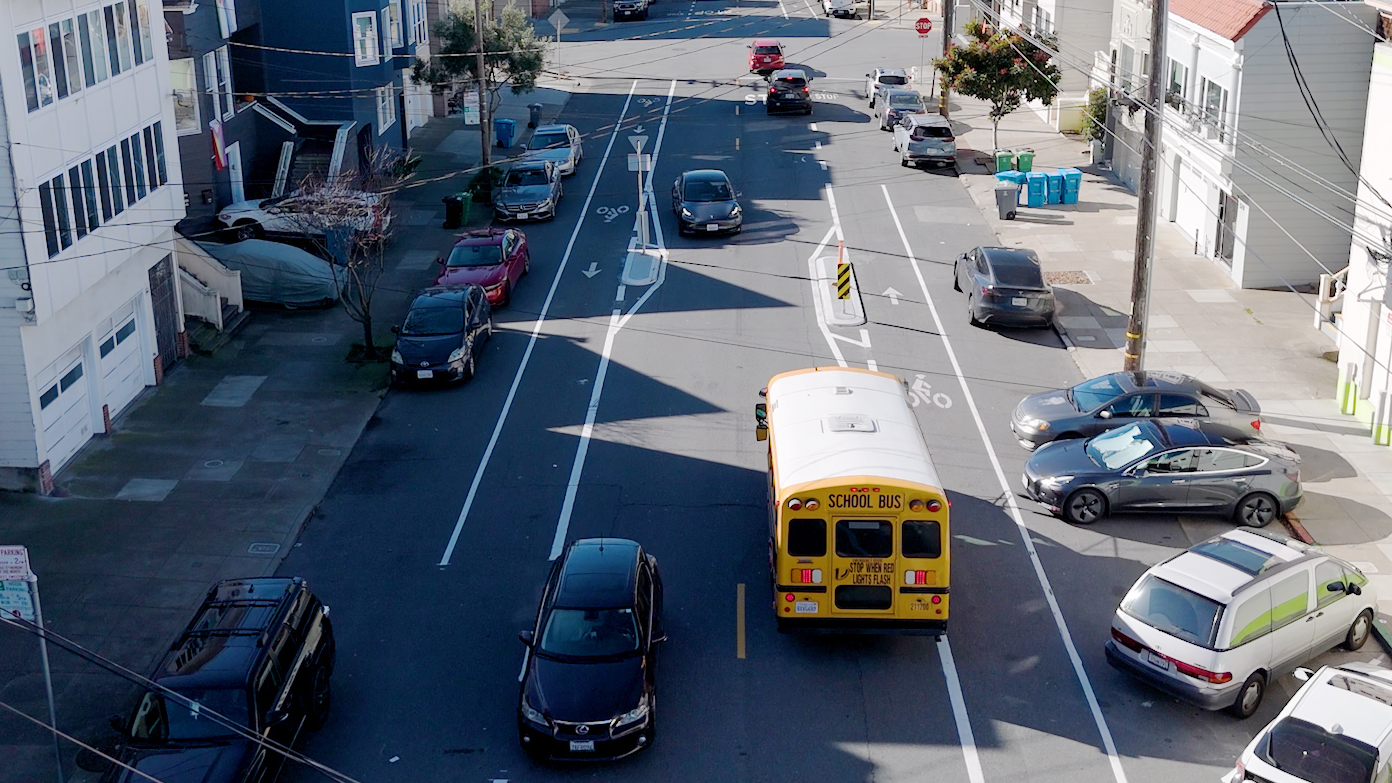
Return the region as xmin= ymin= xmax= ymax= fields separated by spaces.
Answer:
xmin=938 ymin=0 xmax=953 ymax=117
xmin=1123 ymin=0 xmax=1168 ymax=371
xmin=474 ymin=0 xmax=492 ymax=167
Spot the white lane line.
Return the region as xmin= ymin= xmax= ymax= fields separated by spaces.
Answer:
xmin=438 ymin=82 xmax=638 ymax=567
xmin=803 ymin=0 xmax=816 ymax=14
xmin=777 ymin=0 xmax=789 ymax=17
xmin=806 ymin=225 xmax=845 ymax=367
xmin=882 ymin=185 xmax=1131 ymax=783
xmin=867 ymin=359 xmax=878 ymax=371
xmin=938 ymin=637 xmax=986 ymax=783
xmin=549 ymin=80 xmax=678 ymax=561
xmin=814 ymin=141 xmax=822 ymax=150
xmin=810 ymin=123 xmax=818 ymax=131
xmin=616 ymin=284 xmax=626 ymax=301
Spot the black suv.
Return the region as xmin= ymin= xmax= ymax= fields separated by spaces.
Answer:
xmin=102 ymin=578 xmax=335 ymax=783
xmin=766 ymin=69 xmax=812 ymax=115
xmin=518 ymin=539 xmax=664 ymax=761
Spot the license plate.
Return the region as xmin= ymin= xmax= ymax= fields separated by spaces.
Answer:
xmin=517 ymin=212 xmax=529 ymax=220
xmin=794 ymin=600 xmax=818 ymax=614
xmin=1012 ymin=297 xmax=1028 ymax=306
xmin=1145 ymin=650 xmax=1171 ymax=670
xmin=706 ymin=224 xmax=719 ymax=231
xmin=569 ymin=740 xmax=595 ymax=752
xmin=416 ymin=370 xmax=433 ymax=379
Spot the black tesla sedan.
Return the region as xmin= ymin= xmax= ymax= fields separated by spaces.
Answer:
xmin=671 ymin=169 xmax=742 ymax=236
xmin=953 ymin=246 xmax=1055 ymax=328
xmin=389 ymin=286 xmax=492 ymax=385
xmin=518 ymin=539 xmax=664 ymax=761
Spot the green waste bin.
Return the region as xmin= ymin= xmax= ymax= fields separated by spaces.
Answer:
xmin=442 ymin=192 xmax=472 ymax=229
xmin=1015 ymin=150 xmax=1035 ymax=172
xmin=994 ymin=150 xmax=1016 ymax=173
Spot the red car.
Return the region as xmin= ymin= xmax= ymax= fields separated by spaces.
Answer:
xmin=434 ymin=227 xmax=530 ymax=306
xmin=748 ymin=39 xmax=784 ymax=74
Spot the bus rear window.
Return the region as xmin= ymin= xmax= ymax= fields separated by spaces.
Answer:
xmin=836 ymin=520 xmax=892 ymax=558
xmin=787 ymin=519 xmax=827 ymax=556
xmin=902 ymin=520 xmax=941 ymax=558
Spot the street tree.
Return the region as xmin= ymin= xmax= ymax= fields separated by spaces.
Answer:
xmin=934 ymin=20 xmax=1061 ymax=150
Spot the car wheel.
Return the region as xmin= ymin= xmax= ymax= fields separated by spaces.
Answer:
xmin=232 ymin=220 xmax=261 ymax=242
xmin=966 ymin=294 xmax=979 ymax=325
xmin=305 ymin=665 xmax=332 ymax=730
xmin=804 ymin=106 xmax=813 ymax=116
xmin=463 ymin=341 xmax=476 ymax=381
xmin=1346 ymin=609 xmax=1374 ymax=651
xmin=1227 ymin=672 xmax=1265 ymax=719
xmin=1062 ymin=488 xmax=1107 ymax=525
xmin=1234 ymin=492 xmax=1278 ymax=528
xmin=952 ymin=261 xmax=962 ymax=292
xmin=501 ymin=281 xmax=512 ymax=308
xmin=523 ymin=254 xmax=531 ymax=276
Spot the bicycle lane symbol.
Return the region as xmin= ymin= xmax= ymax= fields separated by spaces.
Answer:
xmin=908 ymin=375 xmax=952 ymax=409
xmin=596 ymin=205 xmax=631 ymax=223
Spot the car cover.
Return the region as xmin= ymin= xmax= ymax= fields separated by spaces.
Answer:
xmin=201 ymin=239 xmax=340 ymax=307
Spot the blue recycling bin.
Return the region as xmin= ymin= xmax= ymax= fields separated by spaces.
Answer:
xmin=1045 ymin=171 xmax=1064 ymax=205
xmin=1059 ymin=167 xmax=1082 ymax=205
xmin=494 ymin=117 xmax=516 ymax=148
xmin=1024 ymin=172 xmax=1048 ymax=208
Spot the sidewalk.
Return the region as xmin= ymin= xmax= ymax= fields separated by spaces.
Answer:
xmin=0 ymin=85 xmax=573 ymax=783
xmin=950 ymin=94 xmax=1392 ymax=618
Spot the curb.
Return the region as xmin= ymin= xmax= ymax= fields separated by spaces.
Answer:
xmin=1283 ymin=513 xmax=1316 ymax=545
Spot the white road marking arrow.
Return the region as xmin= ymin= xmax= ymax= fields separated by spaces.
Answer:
xmin=883 ymin=286 xmax=902 ymax=305
xmin=953 ymin=534 xmax=999 ymax=547
xmin=582 ymin=262 xmax=601 ymax=278
xmin=633 ymin=125 xmax=646 ymax=134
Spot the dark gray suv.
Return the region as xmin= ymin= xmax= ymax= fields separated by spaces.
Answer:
xmin=766 ymin=69 xmax=812 ymax=115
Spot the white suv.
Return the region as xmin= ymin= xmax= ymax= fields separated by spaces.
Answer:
xmin=1106 ymin=529 xmax=1376 ymax=718
xmin=865 ymin=68 xmax=910 ymax=107
xmin=1224 ymin=663 xmax=1392 ymax=783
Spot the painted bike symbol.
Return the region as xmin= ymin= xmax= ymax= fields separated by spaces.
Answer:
xmin=596 ymin=205 xmax=631 ymax=222
xmin=637 ymin=97 xmax=660 ymax=107
xmin=908 ymin=375 xmax=952 ymax=409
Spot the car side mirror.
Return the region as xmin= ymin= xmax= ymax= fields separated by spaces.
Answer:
xmin=1327 ymin=581 xmax=1345 ymax=593
xmin=264 ymin=710 xmax=291 ymax=728
xmin=519 ymin=630 xmax=534 ymax=646
xmin=390 ymin=325 xmax=401 ymax=334
xmin=1350 ymin=583 xmax=1363 ymax=596
xmin=1098 ymin=410 xmax=1113 ymax=419
xmin=1294 ymin=667 xmax=1315 ymax=682
xmin=108 ymin=714 xmax=127 ymax=733
xmin=865 ymin=73 xmax=871 ymax=78
xmin=435 ymin=257 xmax=445 ymax=265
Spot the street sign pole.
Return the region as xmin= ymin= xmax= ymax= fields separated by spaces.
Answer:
xmin=1 ymin=546 xmax=61 ymax=783
xmin=630 ymin=135 xmax=649 ymax=249
xmin=915 ymin=18 xmax=933 ymax=100
xmin=549 ymin=10 xmax=569 ymax=74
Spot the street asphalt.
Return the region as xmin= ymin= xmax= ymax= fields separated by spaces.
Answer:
xmin=3 ymin=1 xmax=1392 ymax=783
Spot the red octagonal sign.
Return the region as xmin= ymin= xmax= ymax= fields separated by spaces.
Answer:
xmin=915 ymin=17 xmax=933 ymax=35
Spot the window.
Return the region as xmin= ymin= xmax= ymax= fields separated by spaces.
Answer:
xmin=152 ymin=122 xmax=168 ymax=185
xmin=1118 ymin=43 xmax=1135 ymax=91
xmin=1194 ymin=448 xmax=1260 ymax=472
xmin=254 ymin=662 xmax=282 ymax=716
xmin=835 ymin=519 xmax=893 ymax=558
xmin=112 ymin=1 xmax=133 ymax=73
xmin=170 ymin=59 xmax=200 ymax=134
xmin=120 ymin=138 xmax=137 ymax=205
xmin=353 ymin=12 xmax=381 ymax=66
xmin=787 ymin=519 xmax=827 ymax=557
xmin=142 ymin=127 xmax=159 ymax=192
xmin=51 ymin=173 xmax=73 ymax=252
xmin=1142 ymin=449 xmax=1196 ymax=473
xmin=215 ymin=0 xmax=238 ymax=38
xmin=131 ymin=0 xmax=153 ymax=65
xmin=902 ymin=520 xmax=942 ymax=559
xmin=38 ymin=182 xmax=60 ymax=257
xmin=1167 ymin=58 xmax=1187 ymax=106
xmin=204 ymin=48 xmax=234 ymax=121
xmin=1156 ymin=394 xmax=1207 ymax=417
xmin=1201 ymin=77 xmax=1229 ymax=142
xmin=79 ymin=161 xmax=100 ymax=234
xmin=376 ymin=86 xmax=396 ymax=133
xmin=80 ymin=10 xmax=109 ymax=86
xmin=39 ymin=384 xmax=59 ymax=409
xmin=94 ymin=153 xmax=114 ymax=221
xmin=104 ymin=6 xmax=125 ymax=76
xmin=1122 ymin=575 xmax=1223 ymax=647
xmin=1105 ymin=394 xmax=1155 ymax=418
xmin=54 ymin=20 xmax=83 ymax=98
xmin=60 ymin=362 xmax=84 ymax=391
xmin=386 ymin=1 xmax=404 ymax=48
xmin=1269 ymin=572 xmax=1311 ymax=631
xmin=1227 ymin=587 xmax=1271 ymax=647
xmin=411 ymin=0 xmax=429 ymax=44
xmin=17 ymin=28 xmax=56 ymax=111
xmin=1315 ymin=560 xmax=1349 ymax=609
xmin=105 ymin=144 xmax=126 ymax=214
xmin=129 ymin=132 xmax=147 ymax=199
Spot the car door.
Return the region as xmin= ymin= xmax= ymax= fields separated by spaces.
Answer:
xmin=635 ymin=565 xmax=657 ymax=691
xmin=503 ymin=232 xmax=520 ymax=281
xmin=1266 ymin=567 xmax=1316 ymax=675
xmin=1155 ymin=393 xmax=1209 ymax=419
xmin=1114 ymin=448 xmax=1198 ymax=511
xmin=1310 ymin=558 xmax=1362 ymax=655
xmin=1087 ymin=393 xmax=1156 ymax=437
xmin=1185 ymin=448 xmax=1262 ymax=510
xmin=252 ymin=645 xmax=297 ymax=783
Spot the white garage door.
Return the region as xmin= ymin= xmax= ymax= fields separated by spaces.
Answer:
xmin=38 ymin=351 xmax=92 ymax=470
xmin=100 ymin=315 xmax=143 ymax=416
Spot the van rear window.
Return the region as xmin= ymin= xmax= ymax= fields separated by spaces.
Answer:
xmin=1120 ymin=575 xmax=1222 ymax=647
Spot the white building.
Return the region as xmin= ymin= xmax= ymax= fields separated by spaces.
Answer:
xmin=994 ymin=0 xmax=1114 ymax=132
xmin=0 ymin=0 xmax=185 ymax=492
xmin=1108 ymin=0 xmax=1376 ymax=289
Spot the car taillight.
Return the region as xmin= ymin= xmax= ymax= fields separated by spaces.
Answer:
xmin=1251 ymin=419 xmax=1262 ymax=430
xmin=769 ymin=87 xmax=777 ymax=95
xmin=1110 ymin=627 xmax=1143 ymax=652
xmin=802 ymin=86 xmax=809 ymax=94
xmin=980 ymin=286 xmax=995 ymax=298
xmin=792 ymin=568 xmax=823 ymax=584
xmin=1173 ymin=659 xmax=1232 ymax=684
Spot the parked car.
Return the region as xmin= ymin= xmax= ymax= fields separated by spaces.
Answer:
xmin=494 ymin=160 xmax=562 ymax=223
xmin=101 ymin=578 xmax=335 ymax=783
xmin=821 ymin=0 xmax=867 ymax=17
xmin=518 ymin=538 xmax=665 ymax=761
xmin=202 ymin=239 xmax=340 ymax=308
xmin=1011 ymin=370 xmax=1264 ymax=451
xmin=672 ymin=170 xmax=742 ymax=235
xmin=748 ymin=39 xmax=785 ymax=74
xmin=1106 ymin=529 xmax=1374 ymax=720
xmin=434 ymin=227 xmax=530 ymax=306
xmin=953 ymin=246 xmax=1054 ymax=328
xmin=875 ymin=88 xmax=927 ymax=130
xmin=1022 ymin=419 xmax=1302 ymax=526
xmin=865 ymin=67 xmax=910 ymax=107
xmin=614 ymin=0 xmax=648 ymax=19
xmin=522 ymin=124 xmax=584 ymax=176
xmin=892 ymin=112 xmax=956 ymax=169
xmin=217 ymin=190 xmax=390 ymax=242
xmin=766 ymin=69 xmax=812 ymax=115
xmin=1224 ymin=662 xmax=1392 ymax=781
xmin=390 ymin=286 xmax=493 ymax=385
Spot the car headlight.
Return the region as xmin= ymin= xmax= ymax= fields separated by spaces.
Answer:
xmin=485 ymin=281 xmax=505 ymax=292
xmin=391 ymin=349 xmax=403 ymax=364
xmin=521 ymin=698 xmax=548 ymax=726
xmin=448 ymin=346 xmax=467 ymax=363
xmin=730 ymin=205 xmax=741 ymax=217
xmin=614 ymin=694 xmax=649 ymax=727
xmin=1039 ymin=475 xmax=1074 ymax=489
xmin=680 ymin=208 xmax=693 ymax=218
xmin=1019 ymin=417 xmax=1050 ymax=432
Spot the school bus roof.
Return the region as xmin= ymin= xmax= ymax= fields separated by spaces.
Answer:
xmin=765 ymin=367 xmax=941 ymax=492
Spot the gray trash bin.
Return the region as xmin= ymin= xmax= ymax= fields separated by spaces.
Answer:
xmin=528 ymin=103 xmax=543 ymax=128
xmin=994 ymin=183 xmax=1019 ymax=220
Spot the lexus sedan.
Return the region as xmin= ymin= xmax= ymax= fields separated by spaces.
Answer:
xmin=494 ymin=160 xmax=562 ymax=222
xmin=954 ymin=246 xmax=1055 ymax=328
xmin=390 ymin=286 xmax=492 ymax=385
xmin=434 ymin=227 xmax=530 ymax=306
xmin=1011 ymin=370 xmax=1263 ymax=450
xmin=672 ymin=170 xmax=742 ymax=235
xmin=522 ymin=124 xmax=583 ymax=176
xmin=518 ymin=538 xmax=664 ymax=761
xmin=1021 ymin=419 xmax=1302 ymax=527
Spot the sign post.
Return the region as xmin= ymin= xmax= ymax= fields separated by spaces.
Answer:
xmin=548 ymin=10 xmax=569 ymax=73
xmin=916 ymin=18 xmax=933 ymax=100
xmin=629 ymin=135 xmax=649 ymax=248
xmin=1 ymin=546 xmax=62 ymax=783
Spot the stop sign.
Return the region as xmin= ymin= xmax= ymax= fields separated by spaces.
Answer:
xmin=915 ymin=17 xmax=933 ymax=36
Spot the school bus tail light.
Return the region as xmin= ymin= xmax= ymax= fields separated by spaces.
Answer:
xmin=787 ymin=498 xmax=803 ymax=510
xmin=792 ymin=568 xmax=823 ymax=584
xmin=803 ymin=498 xmax=819 ymax=511
xmin=926 ymin=500 xmax=943 ymax=512
xmin=904 ymin=570 xmax=934 ymax=585
xmin=909 ymin=499 xmax=924 ymax=512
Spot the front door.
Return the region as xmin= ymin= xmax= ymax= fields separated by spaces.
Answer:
xmin=227 ymin=142 xmax=244 ymax=203
xmin=147 ymin=255 xmax=179 ymax=376
xmin=830 ymin=518 xmax=895 ymax=615
xmin=1115 ymin=448 xmax=1197 ymax=511
xmin=1311 ymin=559 xmax=1362 ymax=654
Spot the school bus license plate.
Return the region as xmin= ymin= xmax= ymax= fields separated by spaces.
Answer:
xmin=794 ymin=601 xmax=819 ymax=614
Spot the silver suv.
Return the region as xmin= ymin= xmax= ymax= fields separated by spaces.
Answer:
xmin=892 ymin=113 xmax=956 ymax=170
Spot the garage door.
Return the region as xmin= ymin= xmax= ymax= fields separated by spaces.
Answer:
xmin=38 ymin=351 xmax=92 ymax=470
xmin=100 ymin=315 xmax=143 ymax=416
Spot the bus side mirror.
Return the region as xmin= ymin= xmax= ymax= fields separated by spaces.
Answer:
xmin=755 ymin=403 xmax=768 ymax=441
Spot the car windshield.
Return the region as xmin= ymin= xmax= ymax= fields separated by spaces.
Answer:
xmin=1085 ymin=423 xmax=1159 ymax=470
xmin=684 ymin=179 xmax=733 ymax=202
xmin=878 ymin=74 xmax=908 ymax=85
xmin=531 ymin=132 xmax=570 ymax=150
xmin=134 ymin=688 xmax=249 ymax=741
xmin=402 ymin=304 xmax=463 ymax=336
xmin=888 ymin=94 xmax=922 ymax=108
xmin=539 ymin=607 xmax=640 ymax=658
xmin=447 ymin=243 xmax=504 ymax=267
xmin=1070 ymin=374 xmax=1124 ymax=411
xmin=990 ymin=257 xmax=1045 ymax=287
xmin=1258 ymin=717 xmax=1378 ymax=783
xmin=1120 ymin=575 xmax=1222 ymax=647
xmin=754 ymin=45 xmax=781 ymax=54
xmin=505 ymin=169 xmax=549 ymax=187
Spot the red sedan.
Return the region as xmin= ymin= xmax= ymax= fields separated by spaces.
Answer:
xmin=748 ymin=39 xmax=784 ymax=74
xmin=434 ymin=227 xmax=530 ymax=306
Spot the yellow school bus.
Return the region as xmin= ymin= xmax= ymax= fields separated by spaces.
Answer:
xmin=755 ymin=367 xmax=949 ymax=634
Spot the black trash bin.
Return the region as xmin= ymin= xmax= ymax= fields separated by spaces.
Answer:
xmin=528 ymin=103 xmax=543 ymax=129
xmin=442 ymin=193 xmax=470 ymax=229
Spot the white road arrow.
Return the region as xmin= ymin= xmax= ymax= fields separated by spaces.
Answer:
xmin=582 ymin=262 xmax=601 ymax=278
xmin=883 ymin=286 xmax=903 ymax=305
xmin=633 ymin=125 xmax=646 ymax=135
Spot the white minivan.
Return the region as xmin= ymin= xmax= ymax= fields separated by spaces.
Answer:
xmin=1106 ymin=529 xmax=1376 ymax=718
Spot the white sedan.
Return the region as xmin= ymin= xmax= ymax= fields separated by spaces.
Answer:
xmin=217 ymin=191 xmax=391 ymax=242
xmin=521 ymin=124 xmax=583 ymax=176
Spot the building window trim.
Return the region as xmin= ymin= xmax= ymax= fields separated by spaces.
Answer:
xmin=376 ymin=85 xmax=397 ymax=134
xmin=411 ymin=0 xmax=428 ymax=45
xmin=353 ymin=11 xmax=381 ymax=67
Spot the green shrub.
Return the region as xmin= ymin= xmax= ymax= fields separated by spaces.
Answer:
xmin=1082 ymin=87 xmax=1108 ymax=142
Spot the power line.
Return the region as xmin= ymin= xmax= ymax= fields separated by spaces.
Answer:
xmin=0 ymin=698 xmax=170 ymax=783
